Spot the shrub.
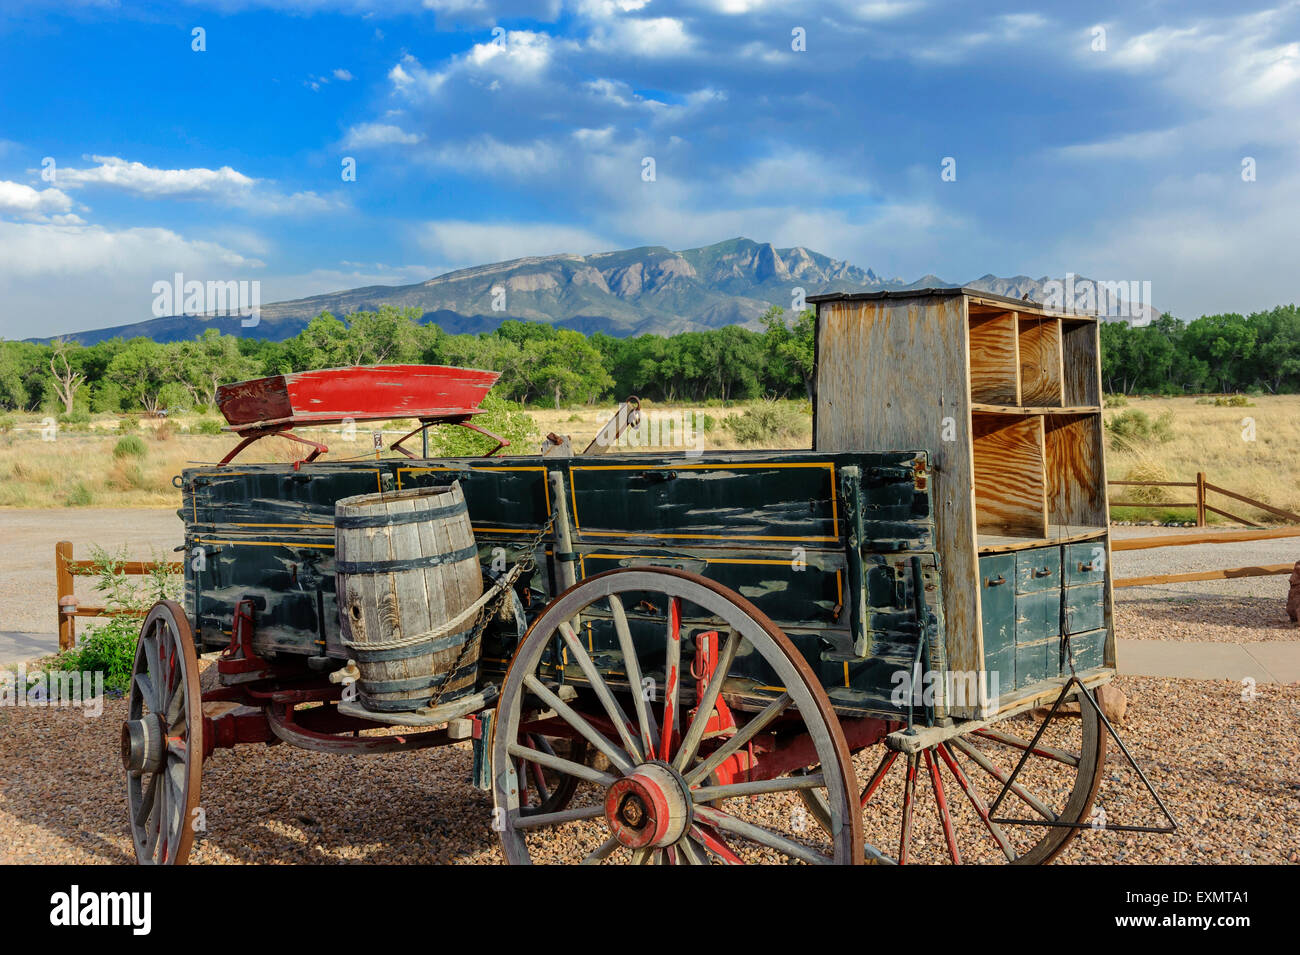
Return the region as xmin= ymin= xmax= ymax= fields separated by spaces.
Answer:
xmin=118 ymin=417 xmax=137 ymax=432
xmin=722 ymin=400 xmax=807 ymax=446
xmin=46 ymin=545 xmax=181 ymax=695
xmin=428 ymin=392 xmax=540 ymax=456
xmin=58 ymin=408 xmax=91 ymax=426
xmin=113 ymin=434 xmax=147 ymax=459
xmin=0 ymin=415 xmax=14 ymax=433
xmin=1102 ymin=394 xmax=1128 ymax=408
xmin=190 ymin=418 xmax=224 ymax=435
xmin=1213 ymin=394 xmax=1253 ymax=407
xmin=65 ymin=481 xmax=94 ymax=506
xmin=152 ymin=420 xmax=178 ymax=441
xmin=1120 ymin=460 xmax=1173 ymax=503
xmin=1105 ymin=408 xmax=1174 ymax=451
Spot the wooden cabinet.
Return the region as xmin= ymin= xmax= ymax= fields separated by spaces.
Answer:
xmin=811 ymin=288 xmax=1115 ymax=718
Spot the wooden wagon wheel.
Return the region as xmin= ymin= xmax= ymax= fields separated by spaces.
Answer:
xmin=492 ymin=568 xmax=863 ymax=864
xmin=798 ymin=701 xmax=1107 ymax=864
xmin=121 ymin=600 xmax=204 ymax=865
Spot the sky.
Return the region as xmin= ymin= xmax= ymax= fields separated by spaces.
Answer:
xmin=0 ymin=0 xmax=1297 ymax=338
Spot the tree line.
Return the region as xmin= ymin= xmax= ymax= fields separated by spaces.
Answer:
xmin=0 ymin=302 xmax=1295 ymax=416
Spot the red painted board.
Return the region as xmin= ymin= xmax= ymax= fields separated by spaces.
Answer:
xmin=216 ymin=365 xmax=499 ymax=428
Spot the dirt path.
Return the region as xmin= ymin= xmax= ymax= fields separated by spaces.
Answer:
xmin=0 ymin=508 xmax=183 ymax=636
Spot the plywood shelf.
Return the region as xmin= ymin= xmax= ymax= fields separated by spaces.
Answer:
xmin=971 ymin=412 xmax=1048 ymax=539
xmin=977 ymin=525 xmax=1107 ymax=554
xmin=971 ymin=403 xmax=1100 ymax=415
xmin=1017 ymin=316 xmax=1064 ymax=406
xmin=968 ymin=310 xmax=1020 ymax=404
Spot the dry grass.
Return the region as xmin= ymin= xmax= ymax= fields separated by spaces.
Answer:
xmin=1105 ymin=394 xmax=1300 ymax=523
xmin=2 ymin=396 xmax=1297 ymax=519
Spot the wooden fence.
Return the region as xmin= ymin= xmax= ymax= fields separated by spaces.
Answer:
xmin=1109 ymin=471 xmax=1300 ymax=527
xmin=55 ymin=541 xmax=182 ymax=651
xmin=1112 ymin=526 xmax=1300 ymax=589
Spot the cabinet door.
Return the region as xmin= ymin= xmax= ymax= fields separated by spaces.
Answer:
xmin=1015 ymin=546 xmax=1061 ymax=593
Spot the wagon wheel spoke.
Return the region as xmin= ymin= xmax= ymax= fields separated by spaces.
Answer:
xmin=581 ymin=834 xmax=622 ymax=864
xmin=134 ymin=673 xmax=159 ymax=713
xmin=510 ymin=804 xmax=605 ymax=831
xmin=679 ymin=835 xmax=710 ymax=865
xmin=557 ymin=621 xmax=644 ymax=762
xmin=521 ymin=674 xmax=634 ymax=775
xmin=693 ymin=805 xmax=832 ymax=865
xmin=690 ymin=772 xmax=825 ymax=802
xmin=607 ymin=594 xmax=658 ymax=758
xmin=951 ymin=737 xmax=1058 ymax=822
xmin=937 ymin=742 xmax=1017 ymax=862
xmin=691 ymin=823 xmax=745 ymax=864
xmin=507 ymin=741 xmax=617 ymax=787
xmin=860 ymin=748 xmax=898 ymax=809
xmin=973 ymin=727 xmax=1080 ymax=767
xmin=898 ymin=753 xmax=918 ymax=864
xmin=134 ymin=770 xmax=160 ymax=829
xmin=682 ymin=692 xmax=791 ymax=786
xmin=925 ymin=748 xmax=962 ymax=864
xmin=659 ymin=596 xmax=682 ymax=762
xmin=673 ymin=629 xmax=741 ymax=772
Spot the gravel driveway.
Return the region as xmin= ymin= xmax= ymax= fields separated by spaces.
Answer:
xmin=1111 ymin=526 xmax=1299 ymax=641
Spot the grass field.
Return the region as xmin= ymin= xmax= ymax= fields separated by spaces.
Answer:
xmin=1 ymin=395 xmax=1297 ymax=523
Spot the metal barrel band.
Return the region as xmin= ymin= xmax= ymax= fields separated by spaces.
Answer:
xmin=358 ymin=659 xmax=480 ymax=696
xmin=349 ymin=627 xmax=474 ymax=663
xmin=334 ymin=500 xmax=467 ymax=529
xmin=358 ymin=680 xmax=477 ymax=713
xmin=336 ymin=543 xmax=479 ymax=575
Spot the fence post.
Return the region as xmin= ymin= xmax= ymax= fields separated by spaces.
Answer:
xmin=1196 ymin=472 xmax=1207 ymax=527
xmin=56 ymin=540 xmax=75 ymax=651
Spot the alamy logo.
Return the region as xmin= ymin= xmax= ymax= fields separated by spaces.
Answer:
xmin=1 ymin=664 xmax=103 ymax=718
xmin=151 ymin=272 xmax=261 ymax=327
xmin=1041 ymin=273 xmax=1153 ymax=324
xmin=49 ymin=885 xmax=151 ymax=935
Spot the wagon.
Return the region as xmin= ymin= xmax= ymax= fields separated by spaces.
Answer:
xmin=120 ymin=289 xmax=1158 ymax=865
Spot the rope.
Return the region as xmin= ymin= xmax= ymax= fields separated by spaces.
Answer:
xmin=342 ymin=563 xmax=524 ymax=652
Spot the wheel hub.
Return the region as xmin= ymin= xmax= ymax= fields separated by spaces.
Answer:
xmin=121 ymin=714 xmax=166 ymax=774
xmin=604 ymin=761 xmax=691 ymax=849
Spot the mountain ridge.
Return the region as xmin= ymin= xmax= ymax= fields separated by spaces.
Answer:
xmin=40 ymin=237 xmax=1157 ymax=345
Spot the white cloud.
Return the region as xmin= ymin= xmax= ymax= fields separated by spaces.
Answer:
xmin=333 ymin=68 xmax=354 ymax=81
xmin=416 ymin=220 xmax=614 ymax=267
xmin=0 ymin=220 xmax=265 ymax=336
xmin=56 ymin=155 xmax=255 ymax=197
xmin=342 ymin=122 xmax=425 ymax=148
xmin=0 ymin=180 xmax=75 ymax=219
xmin=51 ymin=156 xmax=339 ymax=214
xmin=588 ymin=17 xmax=695 ymax=57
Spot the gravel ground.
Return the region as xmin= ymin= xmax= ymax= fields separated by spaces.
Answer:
xmin=0 ymin=508 xmax=183 ymax=635
xmin=1 ymin=670 xmax=1294 ymax=865
xmin=1110 ymin=525 xmax=1299 ymax=642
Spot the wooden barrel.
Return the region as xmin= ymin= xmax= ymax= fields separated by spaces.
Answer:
xmin=335 ymin=482 xmax=483 ymax=713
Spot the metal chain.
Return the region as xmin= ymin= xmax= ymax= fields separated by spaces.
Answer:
xmin=427 ymin=510 xmax=557 ymax=709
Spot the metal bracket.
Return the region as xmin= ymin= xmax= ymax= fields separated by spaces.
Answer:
xmin=987 ymin=676 xmax=1178 ymax=834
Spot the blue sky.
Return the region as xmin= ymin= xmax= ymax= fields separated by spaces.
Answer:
xmin=0 ymin=0 xmax=1297 ymax=337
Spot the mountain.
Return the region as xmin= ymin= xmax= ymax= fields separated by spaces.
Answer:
xmin=43 ymin=237 xmax=1159 ymax=344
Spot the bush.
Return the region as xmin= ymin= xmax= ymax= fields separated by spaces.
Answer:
xmin=1102 ymin=394 xmax=1128 ymax=408
xmin=152 ymin=420 xmax=178 ymax=442
xmin=1120 ymin=460 xmax=1173 ymax=503
xmin=64 ymin=481 xmax=94 ymax=506
xmin=0 ymin=414 xmax=14 ymax=433
xmin=428 ymin=392 xmax=540 ymax=456
xmin=190 ymin=418 xmax=224 ymax=435
xmin=58 ymin=408 xmax=91 ymax=426
xmin=1105 ymin=408 xmax=1174 ymax=451
xmin=118 ymin=417 xmax=137 ymax=432
xmin=722 ymin=400 xmax=808 ymax=445
xmin=113 ymin=434 xmax=147 ymax=459
xmin=1213 ymin=394 xmax=1253 ymax=407
xmin=46 ymin=545 xmax=181 ymax=695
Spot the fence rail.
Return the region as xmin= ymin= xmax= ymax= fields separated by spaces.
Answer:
xmin=1109 ymin=471 xmax=1300 ymax=527
xmin=55 ymin=541 xmax=182 ymax=651
xmin=1111 ymin=525 xmax=1299 ymax=589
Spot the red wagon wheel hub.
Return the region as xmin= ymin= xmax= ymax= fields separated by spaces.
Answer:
xmin=604 ymin=763 xmax=691 ymax=849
